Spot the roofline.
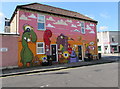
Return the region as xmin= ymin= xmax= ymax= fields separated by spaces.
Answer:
xmin=10 ymin=3 xmax=98 ymax=23
xmin=10 ymin=7 xmax=17 ymax=23
xmin=97 ymin=31 xmax=120 ymax=33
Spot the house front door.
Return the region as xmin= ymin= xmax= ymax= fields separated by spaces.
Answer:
xmin=78 ymin=45 xmax=82 ymax=60
xmin=51 ymin=44 xmax=57 ymax=61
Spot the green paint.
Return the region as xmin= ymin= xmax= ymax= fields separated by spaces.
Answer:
xmin=20 ymin=25 xmax=37 ymax=67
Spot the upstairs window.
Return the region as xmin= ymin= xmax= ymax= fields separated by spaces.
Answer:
xmin=37 ymin=14 xmax=46 ymax=30
xmin=81 ymin=22 xmax=85 ymax=34
xmin=5 ymin=21 xmax=10 ymax=26
xmin=112 ymin=37 xmax=115 ymax=42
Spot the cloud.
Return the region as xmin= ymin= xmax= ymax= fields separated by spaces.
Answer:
xmin=89 ymin=30 xmax=95 ymax=34
xmin=99 ymin=26 xmax=108 ymax=30
xmin=53 ymin=19 xmax=68 ymax=25
xmin=90 ymin=23 xmax=95 ymax=27
xmin=46 ymin=24 xmax=55 ymax=28
xmin=100 ymin=13 xmax=110 ymax=19
xmin=66 ymin=20 xmax=72 ymax=23
xmin=28 ymin=14 xmax=37 ymax=19
xmin=20 ymin=14 xmax=31 ymax=21
xmin=71 ymin=24 xmax=77 ymax=28
xmin=71 ymin=29 xmax=80 ymax=32
xmin=77 ymin=23 xmax=81 ymax=26
xmin=86 ymin=25 xmax=92 ymax=30
xmin=46 ymin=17 xmax=55 ymax=21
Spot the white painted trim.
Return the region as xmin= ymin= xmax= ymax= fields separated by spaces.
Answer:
xmin=50 ymin=44 xmax=58 ymax=62
xmin=37 ymin=14 xmax=46 ymax=31
xmin=36 ymin=42 xmax=45 ymax=54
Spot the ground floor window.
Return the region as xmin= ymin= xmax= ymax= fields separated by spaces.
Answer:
xmin=111 ymin=45 xmax=117 ymax=51
xmin=98 ymin=46 xmax=101 ymax=51
xmin=37 ymin=42 xmax=45 ymax=54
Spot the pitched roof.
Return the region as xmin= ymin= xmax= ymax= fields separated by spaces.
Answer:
xmin=11 ymin=3 xmax=98 ymax=23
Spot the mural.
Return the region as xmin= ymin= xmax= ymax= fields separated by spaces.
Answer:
xmin=46 ymin=24 xmax=55 ymax=28
xmin=46 ymin=17 xmax=55 ymax=21
xmin=53 ymin=19 xmax=68 ymax=25
xmin=43 ymin=30 xmax=52 ymax=55
xmin=18 ymin=10 xmax=98 ymax=67
xmin=28 ymin=14 xmax=37 ymax=19
xmin=20 ymin=24 xmax=37 ymax=67
xmin=32 ymin=55 xmax=41 ymax=66
xmin=69 ymin=50 xmax=78 ymax=63
xmin=57 ymin=34 xmax=68 ymax=52
xmin=20 ymin=14 xmax=31 ymax=21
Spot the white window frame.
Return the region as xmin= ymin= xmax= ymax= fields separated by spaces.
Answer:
xmin=36 ymin=42 xmax=45 ymax=54
xmin=37 ymin=14 xmax=46 ymax=30
xmin=81 ymin=22 xmax=85 ymax=34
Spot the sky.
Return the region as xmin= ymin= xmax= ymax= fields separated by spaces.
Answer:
xmin=0 ymin=1 xmax=118 ymax=32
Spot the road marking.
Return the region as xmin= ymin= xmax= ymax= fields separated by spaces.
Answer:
xmin=1 ymin=62 xmax=117 ymax=79
xmin=40 ymin=86 xmax=44 ymax=88
xmin=46 ymin=85 xmax=49 ymax=87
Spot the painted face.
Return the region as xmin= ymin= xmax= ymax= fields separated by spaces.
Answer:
xmin=23 ymin=25 xmax=33 ymax=33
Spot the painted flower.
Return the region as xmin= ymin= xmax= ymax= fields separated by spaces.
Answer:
xmin=62 ymin=51 xmax=70 ymax=59
xmin=40 ymin=55 xmax=48 ymax=62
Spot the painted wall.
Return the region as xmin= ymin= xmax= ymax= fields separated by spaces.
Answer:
xmin=18 ymin=10 xmax=98 ymax=67
xmin=0 ymin=35 xmax=18 ymax=67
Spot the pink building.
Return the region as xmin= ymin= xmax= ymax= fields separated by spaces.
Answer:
xmin=2 ymin=3 xmax=98 ymax=68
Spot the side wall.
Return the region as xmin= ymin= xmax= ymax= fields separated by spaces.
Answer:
xmin=10 ymin=11 xmax=19 ymax=34
xmin=0 ymin=35 xmax=18 ymax=67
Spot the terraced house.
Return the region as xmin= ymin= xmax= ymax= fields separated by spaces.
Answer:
xmin=8 ymin=3 xmax=98 ymax=67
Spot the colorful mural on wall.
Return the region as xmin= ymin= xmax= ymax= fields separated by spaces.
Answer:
xmin=43 ymin=30 xmax=52 ymax=55
xmin=20 ymin=24 xmax=37 ymax=67
xmin=18 ymin=10 xmax=98 ymax=67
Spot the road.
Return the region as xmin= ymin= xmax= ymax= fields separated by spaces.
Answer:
xmin=2 ymin=62 xmax=118 ymax=87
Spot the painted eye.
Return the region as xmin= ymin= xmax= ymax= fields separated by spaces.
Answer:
xmin=25 ymin=26 xmax=31 ymax=31
xmin=42 ymin=57 xmax=47 ymax=60
xmin=64 ymin=53 xmax=68 ymax=57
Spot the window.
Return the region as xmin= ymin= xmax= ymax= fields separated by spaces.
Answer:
xmin=97 ymin=39 xmax=99 ymax=42
xmin=112 ymin=37 xmax=115 ymax=42
xmin=5 ymin=21 xmax=10 ymax=26
xmin=37 ymin=14 xmax=46 ymax=30
xmin=111 ymin=46 xmax=117 ymax=51
xmin=98 ymin=46 xmax=101 ymax=51
xmin=37 ymin=42 xmax=45 ymax=54
xmin=81 ymin=22 xmax=85 ymax=34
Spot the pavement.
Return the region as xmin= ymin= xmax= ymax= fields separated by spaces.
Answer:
xmin=1 ymin=53 xmax=119 ymax=77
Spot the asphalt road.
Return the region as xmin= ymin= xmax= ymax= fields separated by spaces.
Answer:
xmin=2 ymin=62 xmax=118 ymax=87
